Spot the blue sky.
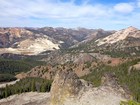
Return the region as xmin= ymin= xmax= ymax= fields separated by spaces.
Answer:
xmin=0 ymin=0 xmax=140 ymax=30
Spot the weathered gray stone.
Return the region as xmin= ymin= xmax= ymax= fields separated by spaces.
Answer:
xmin=50 ymin=69 xmax=83 ymax=105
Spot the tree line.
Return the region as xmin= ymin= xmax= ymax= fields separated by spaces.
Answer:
xmin=0 ymin=77 xmax=52 ymax=99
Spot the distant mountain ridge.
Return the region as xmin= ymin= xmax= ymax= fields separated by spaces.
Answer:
xmin=94 ymin=26 xmax=140 ymax=57
xmin=61 ymin=26 xmax=140 ymax=57
xmin=0 ymin=27 xmax=113 ymax=55
xmin=0 ymin=26 xmax=139 ymax=56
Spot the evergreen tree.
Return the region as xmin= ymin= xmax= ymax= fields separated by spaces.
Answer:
xmin=4 ymin=85 xmax=8 ymax=98
xmin=40 ymin=84 xmax=46 ymax=92
xmin=31 ymin=79 xmax=36 ymax=92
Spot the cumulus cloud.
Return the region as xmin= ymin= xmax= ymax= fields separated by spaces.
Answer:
xmin=0 ymin=0 xmax=140 ymax=29
xmin=114 ymin=3 xmax=134 ymax=14
xmin=0 ymin=0 xmax=108 ymax=19
xmin=137 ymin=0 xmax=140 ymax=7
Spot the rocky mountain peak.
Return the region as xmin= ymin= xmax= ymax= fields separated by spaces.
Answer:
xmin=124 ymin=26 xmax=138 ymax=33
xmin=96 ymin=26 xmax=140 ymax=46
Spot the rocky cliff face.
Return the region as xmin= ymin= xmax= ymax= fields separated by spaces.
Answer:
xmin=50 ymin=69 xmax=83 ymax=105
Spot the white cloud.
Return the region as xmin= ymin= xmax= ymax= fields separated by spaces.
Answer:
xmin=114 ymin=3 xmax=134 ymax=14
xmin=0 ymin=0 xmax=140 ymax=29
xmin=137 ymin=0 xmax=140 ymax=7
xmin=0 ymin=0 xmax=108 ymax=19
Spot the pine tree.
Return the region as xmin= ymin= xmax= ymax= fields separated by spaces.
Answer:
xmin=4 ymin=85 xmax=8 ymax=98
xmin=40 ymin=84 xmax=46 ymax=92
xmin=31 ymin=79 xmax=36 ymax=92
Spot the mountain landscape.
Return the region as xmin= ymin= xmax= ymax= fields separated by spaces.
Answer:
xmin=0 ymin=26 xmax=140 ymax=105
xmin=0 ymin=27 xmax=114 ymax=55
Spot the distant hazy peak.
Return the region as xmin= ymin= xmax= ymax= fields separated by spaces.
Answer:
xmin=96 ymin=26 xmax=140 ymax=46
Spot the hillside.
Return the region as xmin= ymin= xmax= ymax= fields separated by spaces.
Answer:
xmin=0 ymin=28 xmax=60 ymax=55
xmin=0 ymin=26 xmax=140 ymax=105
xmin=0 ymin=58 xmax=46 ymax=74
xmin=96 ymin=26 xmax=139 ymax=46
xmin=0 ymin=69 xmax=135 ymax=105
xmin=0 ymin=27 xmax=113 ymax=55
xmin=65 ymin=26 xmax=140 ymax=57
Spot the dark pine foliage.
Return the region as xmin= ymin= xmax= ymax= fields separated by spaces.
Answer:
xmin=0 ymin=77 xmax=52 ymax=99
xmin=0 ymin=74 xmax=16 ymax=82
xmin=0 ymin=58 xmax=46 ymax=75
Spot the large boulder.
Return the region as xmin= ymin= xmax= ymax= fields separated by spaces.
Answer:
xmin=50 ymin=69 xmax=83 ymax=105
